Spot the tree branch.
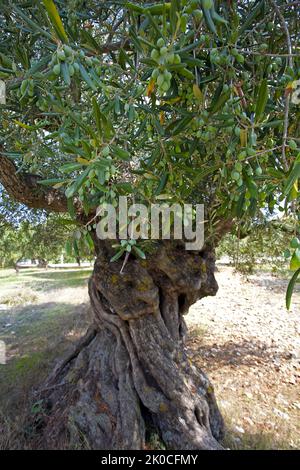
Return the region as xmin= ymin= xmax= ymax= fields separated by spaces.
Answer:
xmin=0 ymin=152 xmax=68 ymax=213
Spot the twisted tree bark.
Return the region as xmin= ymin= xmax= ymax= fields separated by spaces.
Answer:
xmin=0 ymin=152 xmax=230 ymax=450
xmin=35 ymin=241 xmax=224 ymax=450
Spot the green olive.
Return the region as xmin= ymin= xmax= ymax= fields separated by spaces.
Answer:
xmin=151 ymin=68 xmax=159 ymax=79
xmin=174 ymin=54 xmax=181 ymax=64
xmin=193 ymin=9 xmax=203 ymax=21
xmin=231 ymin=170 xmax=240 ymax=181
xmin=234 ymin=126 xmax=241 ymax=137
xmin=157 ymin=38 xmax=165 ymax=48
xmin=238 ymin=151 xmax=247 ymax=161
xmin=102 ymin=146 xmax=110 ymax=157
xmin=63 ymin=45 xmax=73 ymax=56
xmin=157 ymin=73 xmax=165 ymax=86
xmin=53 ymin=63 xmax=61 ymax=75
xmin=235 ymin=162 xmax=243 ymax=172
xmin=151 ymin=49 xmax=160 ymax=61
xmin=202 ymin=0 xmax=213 ymax=8
xmin=164 ymin=70 xmax=172 ymax=80
xmin=290 ymin=237 xmax=300 ymax=249
xmin=166 ymin=52 xmax=175 ymax=64
xmin=68 ymin=64 xmax=75 ymax=76
xmin=57 ymin=49 xmax=66 ymax=60
xmin=161 ymin=81 xmax=170 ymax=92
xmin=246 ymin=148 xmax=256 ymax=156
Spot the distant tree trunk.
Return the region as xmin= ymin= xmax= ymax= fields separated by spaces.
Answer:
xmin=76 ymin=256 xmax=81 ymax=267
xmin=37 ymin=258 xmax=48 ymax=269
xmin=32 ymin=241 xmax=225 ymax=450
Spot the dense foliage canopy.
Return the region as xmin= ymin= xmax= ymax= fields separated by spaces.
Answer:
xmin=0 ymin=214 xmax=76 ymax=266
xmin=0 ymin=0 xmax=299 ymax=298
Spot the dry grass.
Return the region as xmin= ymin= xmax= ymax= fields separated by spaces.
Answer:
xmin=0 ymin=289 xmax=38 ymax=307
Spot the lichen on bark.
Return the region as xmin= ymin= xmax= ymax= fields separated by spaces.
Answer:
xmin=32 ymin=241 xmax=224 ymax=450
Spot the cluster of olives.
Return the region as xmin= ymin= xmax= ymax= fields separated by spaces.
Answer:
xmin=179 ymin=0 xmax=203 ymax=31
xmin=150 ymin=38 xmax=181 ymax=95
xmin=230 ymin=48 xmax=245 ymax=64
xmin=279 ymin=69 xmax=297 ymax=87
xmin=230 ymin=161 xmax=245 ymax=187
xmin=266 ymin=57 xmax=283 ymax=74
xmin=229 ymin=190 xmax=266 ymax=212
xmin=227 ymin=159 xmax=266 ymax=212
xmin=196 ymin=125 xmax=218 ymax=141
xmin=230 ymin=159 xmax=262 ymax=186
xmin=77 ymin=158 xmax=117 ymax=201
xmin=66 ymin=0 xmax=83 ymax=30
xmin=189 ymin=113 xmax=221 ymax=141
xmin=210 ymin=48 xmax=244 ymax=67
xmin=48 ymin=45 xmax=100 ymax=81
xmin=99 ymin=188 xmax=118 ymax=207
xmin=49 ymin=44 xmax=76 ymax=77
xmin=36 ymin=96 xmax=49 ymax=112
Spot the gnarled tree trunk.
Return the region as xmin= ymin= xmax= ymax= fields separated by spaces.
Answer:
xmin=34 ymin=241 xmax=224 ymax=450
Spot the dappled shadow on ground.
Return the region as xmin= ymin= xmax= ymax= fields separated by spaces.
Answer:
xmin=0 ymin=300 xmax=90 ymax=433
xmin=223 ymin=427 xmax=293 ymax=450
xmin=0 ymin=300 xmax=90 ymax=379
xmin=21 ymin=268 xmax=91 ymax=278
xmin=0 ymin=301 xmax=89 ymax=351
xmin=0 ymin=268 xmax=92 ymax=293
xmin=242 ymin=274 xmax=300 ymax=295
xmin=187 ymin=338 xmax=289 ymax=371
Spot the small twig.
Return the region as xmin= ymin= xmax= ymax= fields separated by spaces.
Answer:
xmin=244 ymin=146 xmax=283 ymax=162
xmin=120 ymin=196 xmax=135 ymax=274
xmin=278 ymin=1 xmax=300 ymax=7
xmin=84 ymin=208 xmax=102 ymax=228
xmin=225 ymin=146 xmax=282 ymax=167
xmin=234 ymin=81 xmax=247 ymax=109
xmin=120 ymin=251 xmax=130 ymax=274
xmin=243 ymin=52 xmax=299 ymax=57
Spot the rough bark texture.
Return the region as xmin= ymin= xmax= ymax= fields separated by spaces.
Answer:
xmin=34 ymin=242 xmax=224 ymax=450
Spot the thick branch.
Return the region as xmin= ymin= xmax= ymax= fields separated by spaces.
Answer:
xmin=0 ymin=153 xmax=68 ymax=212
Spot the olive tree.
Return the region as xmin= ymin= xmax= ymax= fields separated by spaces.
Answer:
xmin=0 ymin=0 xmax=299 ymax=450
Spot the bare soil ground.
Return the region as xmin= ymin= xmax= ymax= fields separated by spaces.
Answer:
xmin=187 ymin=265 xmax=300 ymax=449
xmin=0 ymin=265 xmax=299 ymax=449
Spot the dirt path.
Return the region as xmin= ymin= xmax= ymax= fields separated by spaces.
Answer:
xmin=187 ymin=266 xmax=300 ymax=449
